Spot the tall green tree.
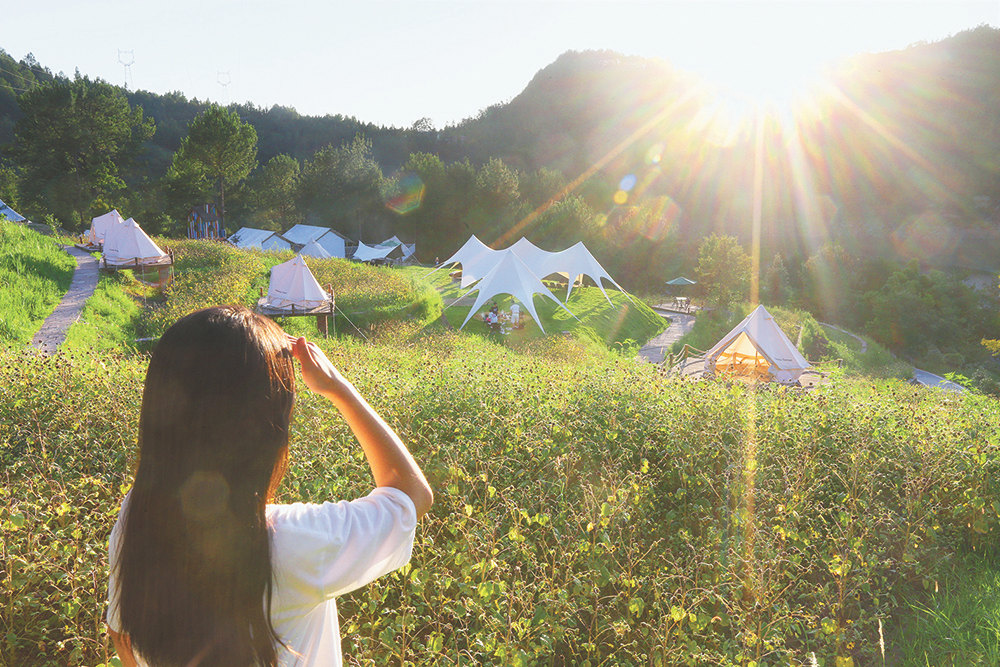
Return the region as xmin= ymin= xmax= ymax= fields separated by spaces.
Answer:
xmin=12 ymin=77 xmax=154 ymax=228
xmin=695 ymin=234 xmax=751 ymax=310
xmin=245 ymin=154 xmax=301 ymax=230
xmin=169 ymin=105 xmax=257 ymax=229
xmin=298 ymin=135 xmax=386 ymax=240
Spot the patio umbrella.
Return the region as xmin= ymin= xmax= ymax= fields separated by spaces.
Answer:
xmin=666 ymin=276 xmax=697 ymax=286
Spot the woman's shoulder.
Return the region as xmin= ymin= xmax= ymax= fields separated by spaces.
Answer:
xmin=267 ymin=487 xmax=417 ymax=531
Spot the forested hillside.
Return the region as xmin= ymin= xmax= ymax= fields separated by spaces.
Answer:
xmin=4 ymin=28 xmax=1000 ymax=247
xmin=1 ymin=29 xmax=999 ymax=380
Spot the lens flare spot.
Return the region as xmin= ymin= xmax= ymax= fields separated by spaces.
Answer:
xmin=640 ymin=196 xmax=682 ymax=241
xmin=613 ymin=190 xmax=629 ymax=205
xmin=386 ymin=172 xmax=425 ymax=215
xmin=619 ymin=174 xmax=637 ymax=192
xmin=891 ymin=211 xmax=957 ymax=261
xmin=646 ymin=143 xmax=664 ymax=165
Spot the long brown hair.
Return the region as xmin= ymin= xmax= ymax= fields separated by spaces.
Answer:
xmin=118 ymin=305 xmax=294 ymax=666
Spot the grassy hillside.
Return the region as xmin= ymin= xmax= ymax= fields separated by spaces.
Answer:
xmin=58 ymin=240 xmax=445 ymax=352
xmin=0 ymin=221 xmax=76 ymax=347
xmin=2 ymin=236 xmax=997 ymax=665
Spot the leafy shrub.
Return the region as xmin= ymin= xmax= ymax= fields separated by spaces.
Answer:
xmin=799 ymin=315 xmax=832 ymax=360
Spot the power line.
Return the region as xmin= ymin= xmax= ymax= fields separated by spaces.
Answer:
xmin=217 ymin=71 xmax=231 ymax=106
xmin=0 ymin=63 xmax=38 ymax=88
xmin=118 ymin=50 xmax=134 ymax=90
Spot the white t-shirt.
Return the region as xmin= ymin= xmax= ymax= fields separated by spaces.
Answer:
xmin=107 ymin=487 xmax=417 ymax=667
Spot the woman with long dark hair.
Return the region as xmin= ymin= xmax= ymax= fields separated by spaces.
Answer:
xmin=106 ymin=305 xmax=433 ymax=666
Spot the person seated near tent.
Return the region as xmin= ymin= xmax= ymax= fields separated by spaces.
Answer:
xmin=510 ymin=303 xmax=520 ymax=327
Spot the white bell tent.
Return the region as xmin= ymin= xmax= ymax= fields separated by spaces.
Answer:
xmin=264 ymin=255 xmax=330 ymax=310
xmin=704 ymin=305 xmax=811 ymax=384
xmin=428 ymin=235 xmax=501 ymax=288
xmin=89 ymin=209 xmax=125 ymax=246
xmin=457 ymin=250 xmax=576 ymax=334
xmin=102 ymin=218 xmax=170 ymax=267
xmin=299 ymin=239 xmax=332 ymax=259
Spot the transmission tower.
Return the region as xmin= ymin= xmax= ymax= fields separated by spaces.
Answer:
xmin=217 ymin=71 xmax=231 ymax=105
xmin=118 ymin=50 xmax=135 ymax=89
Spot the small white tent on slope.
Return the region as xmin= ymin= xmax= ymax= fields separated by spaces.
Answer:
xmin=299 ymin=239 xmax=332 ymax=259
xmin=352 ymin=241 xmax=401 ymax=262
xmin=264 ymin=255 xmax=330 ymax=309
xmin=0 ymin=197 xmax=25 ymax=223
xmin=103 ymin=218 xmax=170 ymax=267
xmin=89 ymin=210 xmax=125 ymax=246
xmin=457 ymin=250 xmax=576 ymax=334
xmin=427 ymin=235 xmax=501 ymax=288
xmin=704 ymin=305 xmax=811 ymax=384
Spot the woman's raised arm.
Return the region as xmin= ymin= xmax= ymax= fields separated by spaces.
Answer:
xmin=290 ymin=336 xmax=433 ymax=517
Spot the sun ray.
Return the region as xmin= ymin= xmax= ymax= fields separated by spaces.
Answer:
xmin=493 ymin=89 xmax=700 ymax=249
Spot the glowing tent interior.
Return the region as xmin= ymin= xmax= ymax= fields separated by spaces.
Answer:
xmin=704 ymin=305 xmax=811 ymax=383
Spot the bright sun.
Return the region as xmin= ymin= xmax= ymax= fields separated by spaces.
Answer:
xmin=675 ymin=17 xmax=840 ymax=114
xmin=678 ymin=29 xmax=835 ymax=146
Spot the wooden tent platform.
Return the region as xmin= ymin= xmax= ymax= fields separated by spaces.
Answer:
xmin=256 ymin=298 xmax=336 ymax=336
xmin=100 ymin=253 xmax=174 ymax=271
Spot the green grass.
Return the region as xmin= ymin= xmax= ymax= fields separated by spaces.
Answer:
xmin=0 ymin=221 xmax=76 ymax=347
xmin=821 ymin=324 xmax=864 ymax=353
xmin=62 ymin=272 xmax=143 ymax=354
xmin=896 ymin=553 xmax=1000 ymax=666
xmin=820 ymin=324 xmax=913 ymax=380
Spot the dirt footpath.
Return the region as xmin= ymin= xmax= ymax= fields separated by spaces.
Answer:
xmin=31 ymin=246 xmax=100 ymax=355
xmin=636 ymin=309 xmax=696 ymax=363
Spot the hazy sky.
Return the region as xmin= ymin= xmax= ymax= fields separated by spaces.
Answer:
xmin=3 ymin=1 xmax=998 ymax=128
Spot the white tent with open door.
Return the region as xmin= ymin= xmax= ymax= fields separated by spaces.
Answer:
xmin=265 ymin=254 xmax=330 ymax=309
xmin=457 ymin=250 xmax=576 ymax=334
xmin=103 ymin=217 xmax=170 ymax=267
xmin=704 ymin=305 xmax=811 ymax=383
xmin=427 ymin=235 xmax=501 ymax=288
xmin=89 ymin=209 xmax=125 ymax=246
